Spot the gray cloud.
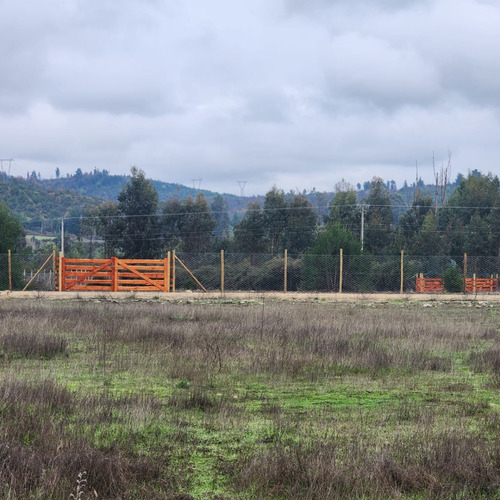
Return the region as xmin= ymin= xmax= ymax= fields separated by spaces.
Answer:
xmin=323 ymin=33 xmax=441 ymax=110
xmin=284 ymin=0 xmax=428 ymax=16
xmin=1 ymin=0 xmax=500 ymax=195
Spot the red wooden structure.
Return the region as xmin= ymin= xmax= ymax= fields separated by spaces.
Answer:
xmin=416 ymin=275 xmax=498 ymax=293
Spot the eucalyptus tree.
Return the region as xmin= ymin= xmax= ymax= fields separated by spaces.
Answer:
xmin=162 ymin=193 xmax=216 ymax=253
xmin=264 ymin=187 xmax=288 ymax=254
xmin=233 ymin=201 xmax=268 ymax=255
xmin=284 ymin=194 xmax=317 ymax=253
xmin=117 ymin=167 xmax=160 ymax=258
xmin=363 ymin=177 xmax=394 ymax=254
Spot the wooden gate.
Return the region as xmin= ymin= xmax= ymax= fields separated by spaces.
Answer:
xmin=56 ymin=257 xmax=172 ymax=292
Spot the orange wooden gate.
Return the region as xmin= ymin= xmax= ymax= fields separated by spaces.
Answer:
xmin=56 ymin=257 xmax=172 ymax=292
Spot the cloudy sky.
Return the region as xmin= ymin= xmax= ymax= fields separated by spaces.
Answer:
xmin=1 ymin=0 xmax=500 ymax=196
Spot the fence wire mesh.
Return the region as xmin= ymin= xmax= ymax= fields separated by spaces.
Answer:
xmin=0 ymin=253 xmax=55 ymax=291
xmin=1 ymin=252 xmax=499 ymax=293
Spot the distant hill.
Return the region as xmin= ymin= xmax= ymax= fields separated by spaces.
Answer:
xmin=42 ymin=169 xmax=230 ymax=202
xmin=0 ymin=174 xmax=103 ymax=234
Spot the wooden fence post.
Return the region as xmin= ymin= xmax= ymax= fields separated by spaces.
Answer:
xmin=172 ymin=250 xmax=176 ymax=292
xmin=400 ymin=250 xmax=404 ymax=294
xmin=284 ymin=249 xmax=287 ymax=293
xmin=166 ymin=252 xmax=171 ymax=292
xmin=163 ymin=256 xmax=168 ymax=292
xmin=8 ymin=249 xmax=12 ymax=292
xmin=463 ymin=253 xmax=467 ymax=292
xmin=339 ymin=248 xmax=343 ymax=294
xmin=111 ymin=256 xmax=118 ymax=292
xmin=59 ymin=252 xmax=63 ymax=292
xmin=52 ymin=246 xmax=56 ymax=291
xmin=221 ymin=249 xmax=225 ymax=293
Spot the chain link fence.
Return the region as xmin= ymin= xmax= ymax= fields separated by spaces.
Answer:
xmin=175 ymin=252 xmax=499 ymax=294
xmin=1 ymin=252 xmax=499 ymax=293
xmin=0 ymin=253 xmax=55 ymax=291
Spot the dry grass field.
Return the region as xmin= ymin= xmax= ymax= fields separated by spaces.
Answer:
xmin=0 ymin=295 xmax=499 ymax=499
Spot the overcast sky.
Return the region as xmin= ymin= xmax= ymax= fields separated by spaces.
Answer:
xmin=1 ymin=0 xmax=500 ymax=196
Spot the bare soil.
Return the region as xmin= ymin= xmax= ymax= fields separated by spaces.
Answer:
xmin=2 ymin=289 xmax=500 ymax=303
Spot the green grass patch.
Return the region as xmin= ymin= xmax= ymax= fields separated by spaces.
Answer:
xmin=0 ymin=298 xmax=499 ymax=498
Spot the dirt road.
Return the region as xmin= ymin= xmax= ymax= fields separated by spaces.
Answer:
xmin=2 ymin=290 xmax=500 ymax=303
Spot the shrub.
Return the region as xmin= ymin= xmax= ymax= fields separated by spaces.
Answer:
xmin=442 ymin=267 xmax=464 ymax=293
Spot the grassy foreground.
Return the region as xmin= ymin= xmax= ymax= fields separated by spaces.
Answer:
xmin=0 ymin=296 xmax=499 ymax=499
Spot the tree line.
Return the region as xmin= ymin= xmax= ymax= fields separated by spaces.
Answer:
xmin=75 ymin=167 xmax=500 ymax=259
xmin=2 ymin=166 xmax=499 ymax=261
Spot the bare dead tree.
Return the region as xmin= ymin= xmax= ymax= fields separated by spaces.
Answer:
xmin=433 ymin=150 xmax=452 ymax=215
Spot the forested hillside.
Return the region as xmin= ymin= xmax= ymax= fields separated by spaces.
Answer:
xmin=41 ymin=168 xmax=226 ymax=203
xmin=0 ymin=174 xmax=103 ymax=233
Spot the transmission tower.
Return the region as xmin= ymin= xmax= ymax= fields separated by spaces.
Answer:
xmin=238 ymin=180 xmax=247 ymax=197
xmin=191 ymin=178 xmax=202 ymax=190
xmin=0 ymin=159 xmax=14 ymax=180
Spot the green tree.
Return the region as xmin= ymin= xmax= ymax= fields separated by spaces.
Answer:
xmin=162 ymin=193 xmax=216 ymax=253
xmin=398 ymin=193 xmax=434 ymax=253
xmin=325 ymin=180 xmax=360 ymax=234
xmin=162 ymin=198 xmax=183 ymax=251
xmin=117 ymin=167 xmax=160 ymax=258
xmin=439 ymin=171 xmax=500 ymax=255
xmin=0 ymin=203 xmax=25 ymax=290
xmin=464 ymin=213 xmax=492 ymax=256
xmin=264 ymin=187 xmax=288 ymax=253
xmin=83 ymin=202 xmax=122 ymax=258
xmin=364 ymin=177 xmax=394 ymax=254
xmin=233 ymin=202 xmax=268 ymax=256
xmin=180 ymin=193 xmax=216 ymax=253
xmin=301 ymin=222 xmax=362 ymax=291
xmin=411 ymin=212 xmax=443 ymax=256
xmin=211 ymin=194 xmax=230 ymax=243
xmin=314 ymin=191 xmax=329 ymax=225
xmin=284 ymin=195 xmax=317 ymax=253
xmin=0 ymin=202 xmax=25 ymax=253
